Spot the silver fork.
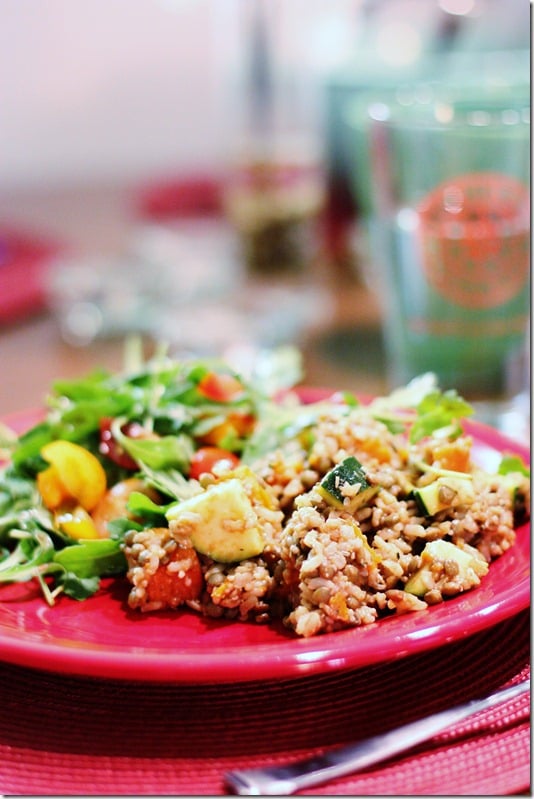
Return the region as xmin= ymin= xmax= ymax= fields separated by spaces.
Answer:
xmin=225 ymin=679 xmax=530 ymax=796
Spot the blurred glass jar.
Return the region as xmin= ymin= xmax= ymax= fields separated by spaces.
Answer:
xmin=46 ymin=177 xmax=243 ymax=347
xmin=45 ymin=174 xmax=331 ymax=357
xmin=223 ymin=142 xmax=325 ymax=276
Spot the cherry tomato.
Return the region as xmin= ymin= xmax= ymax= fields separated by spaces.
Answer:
xmin=40 ymin=440 xmax=107 ymax=511
xmin=197 ymin=372 xmax=244 ymax=402
xmin=37 ymin=465 xmax=71 ymax=511
xmin=91 ymin=477 xmax=162 ymax=538
xmin=189 ymin=446 xmax=240 ymax=480
xmin=198 ymin=412 xmax=256 ymax=447
xmin=99 ymin=418 xmax=144 ymax=470
xmin=54 ymin=505 xmax=100 ymax=540
xmin=145 ymin=540 xmax=203 ymax=606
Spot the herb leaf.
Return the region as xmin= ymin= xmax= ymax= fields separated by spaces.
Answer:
xmin=114 ymin=426 xmax=193 ymax=472
xmin=53 ymin=539 xmax=127 ymax=579
xmin=58 ymin=572 xmax=101 ymax=600
xmin=498 ymin=454 xmax=530 ymax=477
xmin=409 ymin=389 xmax=473 ymax=443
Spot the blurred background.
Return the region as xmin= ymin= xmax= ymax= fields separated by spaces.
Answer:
xmin=1 ymin=0 xmax=529 ymax=190
xmin=0 ymin=0 xmax=530 ymax=415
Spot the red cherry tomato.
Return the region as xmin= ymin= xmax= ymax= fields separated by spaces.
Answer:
xmin=197 ymin=372 xmax=244 ymax=402
xmin=146 ymin=540 xmax=203 ymax=605
xmin=189 ymin=446 xmax=240 ymax=480
xmin=99 ymin=418 xmax=144 ymax=470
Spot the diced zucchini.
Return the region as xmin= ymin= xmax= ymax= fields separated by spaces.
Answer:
xmin=165 ymin=478 xmax=264 ymax=562
xmin=217 ymin=464 xmax=277 ymax=510
xmin=496 ymin=473 xmax=529 ymax=521
xmin=403 ymin=567 xmax=430 ymax=598
xmin=405 ymin=539 xmax=488 ymax=597
xmin=413 ymin=475 xmax=474 ymax=516
xmin=317 ymin=455 xmax=378 ymax=512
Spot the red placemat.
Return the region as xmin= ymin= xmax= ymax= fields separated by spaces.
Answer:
xmin=0 ymin=228 xmax=62 ymax=324
xmin=136 ymin=175 xmax=223 ymax=219
xmin=0 ymin=608 xmax=529 ymax=796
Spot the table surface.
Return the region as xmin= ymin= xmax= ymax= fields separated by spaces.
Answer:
xmin=0 ymin=181 xmax=387 ymax=419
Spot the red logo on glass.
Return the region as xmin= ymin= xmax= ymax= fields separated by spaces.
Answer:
xmin=417 ymin=172 xmax=530 ymax=309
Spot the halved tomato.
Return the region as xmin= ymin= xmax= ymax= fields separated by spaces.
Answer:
xmin=99 ymin=418 xmax=146 ymax=470
xmin=197 ymin=372 xmax=244 ymax=402
xmin=189 ymin=446 xmax=240 ymax=480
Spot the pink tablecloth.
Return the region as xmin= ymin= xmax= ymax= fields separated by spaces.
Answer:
xmin=0 ymin=608 xmax=529 ymax=796
xmin=0 ymin=228 xmax=61 ymax=324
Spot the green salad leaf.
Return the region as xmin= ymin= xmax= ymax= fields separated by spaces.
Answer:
xmin=56 ymin=572 xmax=102 ymax=601
xmin=0 ymin=530 xmax=56 ymax=582
xmin=498 ymin=454 xmax=530 ymax=477
xmin=111 ymin=418 xmax=193 ymax=471
xmin=409 ymin=389 xmax=473 ymax=444
xmin=53 ymin=539 xmax=127 ymax=578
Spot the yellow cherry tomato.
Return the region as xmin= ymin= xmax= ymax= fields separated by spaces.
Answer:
xmin=40 ymin=440 xmax=107 ymax=511
xmin=37 ymin=465 xmax=71 ymax=511
xmin=54 ymin=505 xmax=100 ymax=540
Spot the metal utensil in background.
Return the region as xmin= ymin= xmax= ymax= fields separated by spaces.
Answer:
xmin=225 ymin=679 xmax=530 ymax=796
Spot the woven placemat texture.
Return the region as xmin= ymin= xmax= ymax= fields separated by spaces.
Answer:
xmin=0 ymin=608 xmax=529 ymax=796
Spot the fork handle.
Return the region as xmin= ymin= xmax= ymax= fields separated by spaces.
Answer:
xmin=225 ymin=679 xmax=530 ymax=796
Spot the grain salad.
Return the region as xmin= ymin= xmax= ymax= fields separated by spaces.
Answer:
xmin=0 ymin=351 xmax=529 ymax=637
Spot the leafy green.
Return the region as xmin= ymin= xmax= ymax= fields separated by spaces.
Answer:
xmin=408 ymin=390 xmax=473 ymax=444
xmin=0 ymin=470 xmax=38 ymax=517
xmin=0 ymin=530 xmax=59 ymax=584
xmin=107 ymin=517 xmax=144 ymax=539
xmin=242 ymin=399 xmax=348 ymax=463
xmin=57 ymin=572 xmax=101 ymax=601
xmin=11 ymin=423 xmax=54 ymax=471
xmin=498 ymin=454 xmax=530 ymax=477
xmin=13 ymin=351 xmax=263 ymax=474
xmin=371 ymin=416 xmax=407 ymax=435
xmin=369 ymin=373 xmax=439 ymax=414
xmin=125 ymin=491 xmax=171 ymax=524
xmin=0 ymin=465 xmax=127 ymax=604
xmin=365 ymin=373 xmax=473 ymax=444
xmin=137 ymin=462 xmax=203 ymax=502
xmin=0 ymin=347 xmax=485 ymax=611
xmin=53 ymin=539 xmax=127 ymax=578
xmin=0 ymin=469 xmax=56 ymax=542
xmin=111 ymin=418 xmax=193 ymax=471
xmin=0 ymin=422 xmax=20 ymax=459
xmin=0 ymin=347 xmax=302 ymax=605
xmin=332 ymin=391 xmax=360 ymax=408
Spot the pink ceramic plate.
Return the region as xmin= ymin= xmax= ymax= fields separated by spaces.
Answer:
xmin=0 ymin=402 xmax=529 ymax=683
